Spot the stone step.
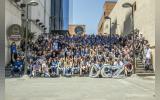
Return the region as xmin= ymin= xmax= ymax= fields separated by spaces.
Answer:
xmin=137 ymin=61 xmax=143 ymax=63
xmin=137 ymin=63 xmax=144 ymax=65
xmin=136 ymin=68 xmax=145 ymax=70
xmin=136 ymin=73 xmax=155 ymax=76
xmin=136 ymin=70 xmax=154 ymax=73
xmin=136 ymin=66 xmax=145 ymax=69
xmin=137 ymin=66 xmax=144 ymax=68
xmin=137 ymin=64 xmax=144 ymax=66
xmin=137 ymin=61 xmax=143 ymax=62
xmin=136 ymin=62 xmax=143 ymax=64
xmin=136 ymin=60 xmax=143 ymax=62
xmin=5 ymin=68 xmax=12 ymax=77
xmin=137 ymin=63 xmax=143 ymax=65
xmin=137 ymin=62 xmax=143 ymax=64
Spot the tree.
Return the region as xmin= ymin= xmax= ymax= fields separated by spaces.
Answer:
xmin=22 ymin=27 xmax=36 ymax=41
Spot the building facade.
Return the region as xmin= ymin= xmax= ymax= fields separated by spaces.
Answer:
xmin=101 ymin=0 xmax=155 ymax=70
xmin=5 ymin=0 xmax=51 ymax=66
xmin=5 ymin=0 xmax=23 ymax=66
xmin=50 ymin=0 xmax=69 ymax=33
xmin=23 ymin=0 xmax=51 ymax=39
xmin=69 ymin=25 xmax=86 ymax=36
xmin=98 ymin=1 xmax=117 ymax=35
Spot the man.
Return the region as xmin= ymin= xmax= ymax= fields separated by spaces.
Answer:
xmin=10 ymin=42 xmax=17 ymax=63
xmin=11 ymin=57 xmax=23 ymax=77
xmin=32 ymin=61 xmax=41 ymax=77
xmin=50 ymin=58 xmax=59 ymax=76
xmin=71 ymin=57 xmax=80 ymax=75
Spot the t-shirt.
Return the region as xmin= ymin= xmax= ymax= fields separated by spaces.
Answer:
xmin=53 ymin=42 xmax=59 ymax=51
xmin=14 ymin=60 xmax=23 ymax=68
xmin=145 ymin=48 xmax=151 ymax=59
xmin=11 ymin=45 xmax=17 ymax=53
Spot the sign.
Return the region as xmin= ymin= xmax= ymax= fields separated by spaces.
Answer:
xmin=7 ymin=24 xmax=23 ymax=41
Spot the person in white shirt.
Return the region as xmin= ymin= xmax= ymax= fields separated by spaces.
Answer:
xmin=144 ymin=44 xmax=152 ymax=70
xmin=145 ymin=45 xmax=151 ymax=59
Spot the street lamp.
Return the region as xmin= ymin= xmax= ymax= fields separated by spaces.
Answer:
xmin=50 ymin=16 xmax=56 ymax=33
xmin=27 ymin=0 xmax=39 ymax=6
xmin=122 ymin=2 xmax=136 ymax=74
xmin=105 ymin=16 xmax=112 ymax=52
xmin=24 ymin=0 xmax=38 ymax=75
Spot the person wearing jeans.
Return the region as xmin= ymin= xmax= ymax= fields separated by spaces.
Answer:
xmin=50 ymin=59 xmax=58 ymax=76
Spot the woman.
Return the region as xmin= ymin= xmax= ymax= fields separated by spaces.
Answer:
xmin=124 ymin=59 xmax=133 ymax=76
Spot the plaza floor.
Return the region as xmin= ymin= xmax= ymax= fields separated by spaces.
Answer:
xmin=5 ymin=75 xmax=155 ymax=100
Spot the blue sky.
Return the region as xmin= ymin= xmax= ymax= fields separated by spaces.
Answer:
xmin=69 ymin=0 xmax=117 ymax=34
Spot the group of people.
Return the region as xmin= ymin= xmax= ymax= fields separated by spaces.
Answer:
xmin=10 ymin=31 xmax=152 ymax=78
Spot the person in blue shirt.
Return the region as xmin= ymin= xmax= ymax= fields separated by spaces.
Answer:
xmin=10 ymin=42 xmax=17 ymax=63
xmin=11 ymin=57 xmax=23 ymax=77
xmin=50 ymin=58 xmax=59 ymax=76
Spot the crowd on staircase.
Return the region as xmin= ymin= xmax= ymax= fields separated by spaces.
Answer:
xmin=9 ymin=30 xmax=152 ymax=78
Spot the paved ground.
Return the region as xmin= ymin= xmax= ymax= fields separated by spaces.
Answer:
xmin=5 ymin=75 xmax=155 ymax=100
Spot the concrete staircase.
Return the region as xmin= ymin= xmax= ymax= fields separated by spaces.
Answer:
xmin=136 ymin=58 xmax=155 ymax=76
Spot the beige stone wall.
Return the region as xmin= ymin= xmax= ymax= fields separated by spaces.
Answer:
xmin=155 ymin=0 xmax=160 ymax=97
xmin=104 ymin=1 xmax=116 ymax=17
xmin=5 ymin=0 xmax=22 ymax=65
xmin=104 ymin=0 xmax=155 ymax=70
xmin=5 ymin=0 xmax=51 ymax=65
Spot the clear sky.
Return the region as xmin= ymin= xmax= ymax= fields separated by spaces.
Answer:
xmin=69 ymin=0 xmax=106 ymax=34
xmin=69 ymin=0 xmax=118 ymax=34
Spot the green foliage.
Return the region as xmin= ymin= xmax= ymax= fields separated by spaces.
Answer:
xmin=22 ymin=27 xmax=36 ymax=41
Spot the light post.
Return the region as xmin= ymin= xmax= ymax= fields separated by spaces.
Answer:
xmin=24 ymin=0 xmax=38 ymax=75
xmin=50 ymin=16 xmax=56 ymax=33
xmin=105 ymin=16 xmax=112 ymax=52
xmin=122 ymin=2 xmax=136 ymax=74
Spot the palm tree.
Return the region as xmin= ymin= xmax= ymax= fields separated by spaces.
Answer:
xmin=22 ymin=27 xmax=36 ymax=41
